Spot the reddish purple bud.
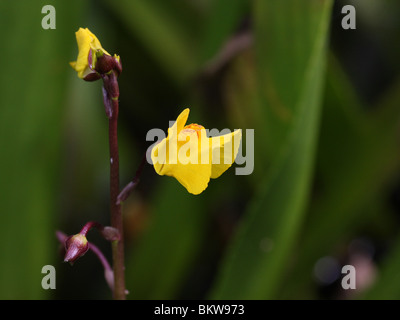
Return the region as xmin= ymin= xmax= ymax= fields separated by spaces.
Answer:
xmin=83 ymin=72 xmax=102 ymax=82
xmin=64 ymin=234 xmax=89 ymax=264
xmin=101 ymin=226 xmax=121 ymax=241
xmin=94 ymin=52 xmax=118 ymax=75
xmin=113 ymin=55 xmax=122 ymax=76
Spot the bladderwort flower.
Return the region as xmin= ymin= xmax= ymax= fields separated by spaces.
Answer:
xmin=151 ymin=108 xmax=242 ymax=195
xmin=69 ymin=27 xmax=121 ymax=80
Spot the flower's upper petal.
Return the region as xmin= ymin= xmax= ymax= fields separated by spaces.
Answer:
xmin=168 ymin=108 xmax=190 ymax=138
xmin=151 ymin=108 xmax=190 ymax=175
xmin=210 ymin=129 xmax=242 ymax=179
xmin=89 ymin=33 xmax=110 ymax=56
xmin=72 ymin=28 xmax=94 ymax=78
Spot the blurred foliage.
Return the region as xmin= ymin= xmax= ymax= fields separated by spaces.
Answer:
xmin=0 ymin=0 xmax=400 ymax=300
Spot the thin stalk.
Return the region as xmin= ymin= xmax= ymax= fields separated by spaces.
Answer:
xmin=79 ymin=221 xmax=103 ymax=236
xmin=117 ymin=152 xmax=147 ymax=205
xmin=109 ymin=96 xmax=126 ymax=300
xmin=89 ymin=242 xmax=114 ymax=292
xmin=79 ymin=221 xmax=120 ymax=241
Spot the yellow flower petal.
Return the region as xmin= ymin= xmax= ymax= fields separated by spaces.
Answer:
xmin=169 ymin=108 xmax=190 ymax=137
xmin=162 ymin=160 xmax=212 ymax=195
xmin=152 ymin=133 xmax=212 ymax=195
xmin=151 ymin=138 xmax=168 ymax=175
xmin=210 ymin=129 xmax=242 ymax=179
xmin=70 ymin=28 xmax=110 ymax=78
xmin=151 ymin=108 xmax=190 ymax=175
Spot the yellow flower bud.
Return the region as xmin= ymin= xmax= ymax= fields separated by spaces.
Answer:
xmin=69 ymin=27 xmax=110 ymax=79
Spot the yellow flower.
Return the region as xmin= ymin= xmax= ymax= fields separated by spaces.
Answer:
xmin=151 ymin=108 xmax=242 ymax=195
xmin=70 ymin=27 xmax=110 ymax=78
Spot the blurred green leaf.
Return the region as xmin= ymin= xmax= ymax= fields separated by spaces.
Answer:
xmin=223 ymin=50 xmax=271 ymax=182
xmin=125 ymin=178 xmax=209 ymax=299
xmin=254 ymin=0 xmax=333 ymax=158
xmin=210 ymin=0 xmax=333 ymax=299
xmin=200 ymin=0 xmax=248 ymax=65
xmin=0 ymin=0 xmax=83 ymax=298
xmin=281 ymin=60 xmax=400 ymax=299
xmin=103 ymin=0 xmax=199 ymax=85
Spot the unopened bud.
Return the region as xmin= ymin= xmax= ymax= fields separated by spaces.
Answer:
xmin=113 ymin=55 xmax=122 ymax=75
xmin=101 ymin=226 xmax=120 ymax=241
xmin=93 ymin=50 xmax=121 ymax=76
xmin=64 ymin=234 xmax=89 ymax=264
xmin=83 ymin=72 xmax=102 ymax=82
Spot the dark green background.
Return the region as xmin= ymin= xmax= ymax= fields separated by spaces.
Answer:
xmin=0 ymin=0 xmax=399 ymax=299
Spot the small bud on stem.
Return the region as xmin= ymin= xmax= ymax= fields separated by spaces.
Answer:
xmin=64 ymin=234 xmax=89 ymax=264
xmin=61 ymin=221 xmax=120 ymax=264
xmin=56 ymin=231 xmax=114 ymax=292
